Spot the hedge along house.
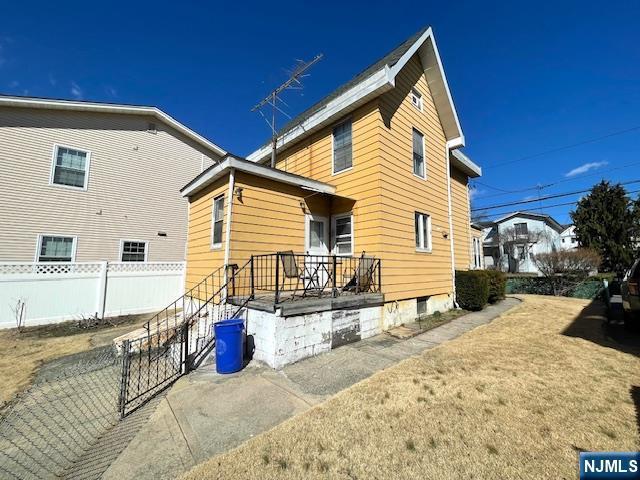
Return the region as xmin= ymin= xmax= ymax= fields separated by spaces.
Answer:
xmin=181 ymin=26 xmax=481 ymax=368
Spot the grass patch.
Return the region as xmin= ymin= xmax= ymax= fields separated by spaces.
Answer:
xmin=0 ymin=312 xmax=154 ymax=407
xmin=181 ymin=296 xmax=640 ymax=480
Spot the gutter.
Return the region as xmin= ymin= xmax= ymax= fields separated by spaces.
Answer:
xmin=223 ymin=168 xmax=235 ymax=295
xmin=445 ymin=140 xmax=458 ymax=308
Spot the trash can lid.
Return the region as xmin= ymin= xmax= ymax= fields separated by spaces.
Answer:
xmin=214 ymin=318 xmax=244 ymax=328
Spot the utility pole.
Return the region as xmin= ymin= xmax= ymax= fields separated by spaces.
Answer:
xmin=252 ymin=54 xmax=323 ymax=168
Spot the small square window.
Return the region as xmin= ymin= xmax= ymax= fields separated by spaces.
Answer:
xmin=415 ymin=212 xmax=431 ymax=251
xmin=51 ymin=145 xmax=90 ymax=189
xmin=514 ymin=223 xmax=528 ymax=236
xmin=410 ymin=88 xmax=423 ymax=111
xmin=211 ymin=195 xmax=224 ymax=247
xmin=417 ymin=296 xmax=429 ymax=316
xmin=38 ymin=235 xmax=76 ymax=262
xmin=121 ymin=241 xmax=147 ymax=262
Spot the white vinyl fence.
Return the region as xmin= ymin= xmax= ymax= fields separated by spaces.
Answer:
xmin=0 ymin=261 xmax=185 ymax=329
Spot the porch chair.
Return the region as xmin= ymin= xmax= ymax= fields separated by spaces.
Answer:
xmin=278 ymin=251 xmax=320 ymax=300
xmin=343 ymin=252 xmax=376 ymax=293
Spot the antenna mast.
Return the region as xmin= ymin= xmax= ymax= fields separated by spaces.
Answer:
xmin=252 ymin=54 xmax=323 ymax=168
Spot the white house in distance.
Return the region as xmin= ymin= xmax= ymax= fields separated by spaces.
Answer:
xmin=481 ymin=212 xmax=572 ymax=274
xmin=0 ymin=95 xmax=226 ymax=263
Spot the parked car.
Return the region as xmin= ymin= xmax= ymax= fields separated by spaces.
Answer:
xmin=621 ymin=259 xmax=640 ymax=325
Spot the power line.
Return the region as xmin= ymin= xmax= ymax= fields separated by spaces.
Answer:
xmin=474 ymin=189 xmax=640 ymax=219
xmin=471 ymin=179 xmax=640 ymax=212
xmin=483 ymin=125 xmax=640 ymax=169
xmin=472 ymin=159 xmax=640 ymax=201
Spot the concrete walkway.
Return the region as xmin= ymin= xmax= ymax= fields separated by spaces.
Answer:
xmin=102 ymin=298 xmax=520 ymax=480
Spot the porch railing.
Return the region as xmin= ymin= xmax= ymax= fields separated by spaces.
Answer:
xmin=246 ymin=252 xmax=381 ymax=303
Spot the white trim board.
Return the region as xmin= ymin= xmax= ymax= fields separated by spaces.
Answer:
xmin=181 ymin=155 xmax=336 ymax=198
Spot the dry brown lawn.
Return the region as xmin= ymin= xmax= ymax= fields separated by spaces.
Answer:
xmin=0 ymin=314 xmax=152 ymax=407
xmin=182 ymin=295 xmax=640 ymax=480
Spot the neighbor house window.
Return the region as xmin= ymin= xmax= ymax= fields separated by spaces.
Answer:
xmin=37 ymin=235 xmax=76 ymax=262
xmin=332 ymin=120 xmax=352 ymax=174
xmin=412 ymin=128 xmax=425 ymax=178
xmin=332 ymin=214 xmax=353 ymax=255
xmin=121 ymin=240 xmax=148 ymax=262
xmin=517 ymin=245 xmax=525 ymax=258
xmin=211 ymin=195 xmax=224 ymax=248
xmin=51 ymin=145 xmax=90 ymax=189
xmin=410 ymin=88 xmax=423 ymax=111
xmin=514 ymin=222 xmax=528 ymax=236
xmin=473 ymin=238 xmax=482 ymax=268
xmin=415 ymin=212 xmax=431 ymax=251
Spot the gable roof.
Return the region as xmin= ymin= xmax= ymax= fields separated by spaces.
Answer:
xmin=247 ymin=26 xmax=468 ymax=164
xmin=0 ymin=94 xmax=227 ymax=158
xmin=493 ymin=211 xmax=565 ymax=233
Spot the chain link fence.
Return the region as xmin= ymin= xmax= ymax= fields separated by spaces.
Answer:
xmin=0 ymin=347 xmax=126 ymax=479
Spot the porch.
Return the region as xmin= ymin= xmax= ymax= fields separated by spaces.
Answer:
xmin=226 ymin=252 xmax=384 ymax=316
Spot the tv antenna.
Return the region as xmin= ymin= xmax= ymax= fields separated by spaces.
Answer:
xmin=252 ymin=54 xmax=323 ymax=168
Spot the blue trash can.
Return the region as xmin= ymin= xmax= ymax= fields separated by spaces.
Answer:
xmin=213 ymin=318 xmax=245 ymax=374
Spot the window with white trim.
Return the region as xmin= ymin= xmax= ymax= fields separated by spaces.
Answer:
xmin=332 ymin=214 xmax=353 ymax=255
xmin=51 ymin=145 xmax=90 ymax=189
xmin=473 ymin=237 xmax=482 ymax=268
xmin=211 ymin=195 xmax=224 ymax=247
xmin=332 ymin=120 xmax=352 ymax=174
xmin=410 ymin=88 xmax=423 ymax=111
xmin=121 ymin=240 xmax=147 ymax=262
xmin=412 ymin=128 xmax=425 ymax=178
xmin=37 ymin=235 xmax=75 ymax=262
xmin=414 ymin=212 xmax=431 ymax=251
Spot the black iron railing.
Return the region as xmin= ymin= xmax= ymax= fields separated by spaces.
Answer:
xmin=247 ymin=252 xmax=381 ymax=303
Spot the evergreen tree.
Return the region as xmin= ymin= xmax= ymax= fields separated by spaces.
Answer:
xmin=570 ymin=181 xmax=636 ymax=274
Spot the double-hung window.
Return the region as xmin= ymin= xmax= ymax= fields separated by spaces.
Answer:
xmin=211 ymin=195 xmax=224 ymax=248
xmin=332 ymin=120 xmax=352 ymax=174
xmin=415 ymin=212 xmax=431 ymax=251
xmin=121 ymin=240 xmax=148 ymax=262
xmin=514 ymin=222 xmax=528 ymax=237
xmin=37 ymin=235 xmax=76 ymax=262
xmin=412 ymin=128 xmax=425 ymax=178
xmin=332 ymin=214 xmax=353 ymax=255
xmin=51 ymin=145 xmax=90 ymax=189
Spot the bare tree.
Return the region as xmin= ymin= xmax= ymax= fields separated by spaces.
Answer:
xmin=533 ymin=248 xmax=601 ymax=295
xmin=496 ymin=226 xmax=554 ymax=273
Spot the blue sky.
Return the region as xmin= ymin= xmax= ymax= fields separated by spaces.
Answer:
xmin=2 ymin=0 xmax=639 ymax=223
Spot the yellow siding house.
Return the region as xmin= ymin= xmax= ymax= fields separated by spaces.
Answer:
xmin=180 ymin=26 xmax=482 ymax=366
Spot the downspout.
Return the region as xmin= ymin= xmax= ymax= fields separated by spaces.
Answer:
xmin=223 ymin=168 xmax=236 ymax=296
xmin=445 ymin=141 xmax=458 ymax=308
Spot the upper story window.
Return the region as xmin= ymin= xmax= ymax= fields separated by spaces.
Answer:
xmin=332 ymin=213 xmax=353 ymax=255
xmin=514 ymin=222 xmax=528 ymax=237
xmin=415 ymin=212 xmax=432 ymax=252
xmin=412 ymin=128 xmax=425 ymax=178
xmin=121 ymin=240 xmax=148 ymax=262
xmin=51 ymin=145 xmax=90 ymax=190
xmin=332 ymin=120 xmax=352 ymax=174
xmin=211 ymin=195 xmax=224 ymax=248
xmin=37 ymin=235 xmax=76 ymax=262
xmin=410 ymin=88 xmax=423 ymax=111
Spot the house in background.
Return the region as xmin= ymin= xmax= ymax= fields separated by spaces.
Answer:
xmin=481 ymin=212 xmax=568 ymax=274
xmin=182 ymin=26 xmax=482 ymax=368
xmin=0 ymin=95 xmax=226 ymax=264
xmin=559 ymin=225 xmax=578 ymax=250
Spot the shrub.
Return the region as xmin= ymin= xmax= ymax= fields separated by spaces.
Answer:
xmin=505 ymin=275 xmax=608 ymax=300
xmin=482 ymin=270 xmax=506 ymax=303
xmin=455 ymin=270 xmax=489 ymax=311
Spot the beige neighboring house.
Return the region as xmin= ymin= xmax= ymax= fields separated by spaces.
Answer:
xmin=0 ymin=95 xmax=226 ymax=263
